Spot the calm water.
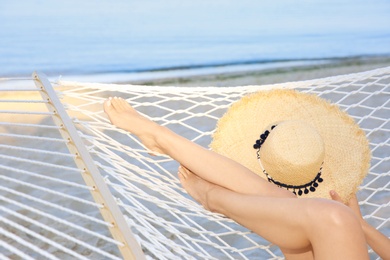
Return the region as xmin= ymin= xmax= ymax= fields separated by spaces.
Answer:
xmin=1 ymin=0 xmax=390 ymax=78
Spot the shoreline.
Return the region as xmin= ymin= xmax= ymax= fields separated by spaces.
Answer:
xmin=53 ymin=55 xmax=390 ymax=86
xmin=2 ymin=55 xmax=390 ymax=88
xmin=129 ymin=55 xmax=390 ymax=87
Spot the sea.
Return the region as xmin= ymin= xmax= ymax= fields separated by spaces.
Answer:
xmin=1 ymin=0 xmax=390 ymax=81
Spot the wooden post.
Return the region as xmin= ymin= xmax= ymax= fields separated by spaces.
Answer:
xmin=33 ymin=72 xmax=145 ymax=260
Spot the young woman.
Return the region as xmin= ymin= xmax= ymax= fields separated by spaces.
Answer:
xmin=103 ymin=95 xmax=389 ymax=260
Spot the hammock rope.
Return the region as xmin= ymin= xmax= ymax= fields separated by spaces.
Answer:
xmin=0 ymin=67 xmax=389 ymax=259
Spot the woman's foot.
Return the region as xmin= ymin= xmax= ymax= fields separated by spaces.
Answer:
xmin=178 ymin=165 xmax=216 ymax=211
xmin=103 ymin=97 xmax=166 ymax=155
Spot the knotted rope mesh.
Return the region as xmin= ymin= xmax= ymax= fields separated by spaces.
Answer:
xmin=0 ymin=67 xmax=389 ymax=259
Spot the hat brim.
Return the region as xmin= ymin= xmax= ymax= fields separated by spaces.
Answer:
xmin=210 ymin=89 xmax=371 ymax=202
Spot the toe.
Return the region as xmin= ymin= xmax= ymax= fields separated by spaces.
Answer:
xmin=103 ymin=97 xmax=113 ymax=112
xmin=118 ymin=97 xmax=129 ymax=110
xmin=178 ymin=165 xmax=188 ymax=179
xmin=181 ymin=166 xmax=193 ymax=178
xmin=111 ymin=97 xmax=122 ymax=111
xmin=178 ymin=172 xmax=185 ymax=182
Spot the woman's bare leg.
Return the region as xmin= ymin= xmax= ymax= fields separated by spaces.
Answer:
xmin=178 ymin=167 xmax=369 ymax=260
xmin=104 ymin=97 xmax=368 ymax=259
xmin=104 ymin=97 xmax=293 ymax=198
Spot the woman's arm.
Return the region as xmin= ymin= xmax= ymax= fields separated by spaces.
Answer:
xmin=330 ymin=190 xmax=390 ymax=260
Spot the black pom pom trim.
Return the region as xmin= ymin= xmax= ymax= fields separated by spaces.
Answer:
xmin=263 ymin=164 xmax=324 ymax=197
xmin=253 ymin=125 xmax=277 ymax=152
xmin=254 ymin=124 xmax=324 ymax=197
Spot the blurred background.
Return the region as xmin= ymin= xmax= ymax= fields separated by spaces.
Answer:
xmin=1 ymin=0 xmax=390 ymax=83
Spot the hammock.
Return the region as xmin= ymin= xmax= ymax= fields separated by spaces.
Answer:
xmin=0 ymin=67 xmax=389 ymax=259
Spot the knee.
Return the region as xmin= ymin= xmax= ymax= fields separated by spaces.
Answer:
xmin=328 ymin=203 xmax=359 ymax=228
xmin=308 ymin=200 xmax=361 ymax=233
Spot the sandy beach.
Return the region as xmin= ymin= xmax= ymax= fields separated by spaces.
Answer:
xmin=126 ymin=56 xmax=390 ymax=87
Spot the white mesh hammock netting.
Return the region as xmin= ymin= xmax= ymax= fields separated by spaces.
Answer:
xmin=0 ymin=67 xmax=389 ymax=259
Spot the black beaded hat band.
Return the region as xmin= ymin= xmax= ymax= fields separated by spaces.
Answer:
xmin=253 ymin=125 xmax=324 ymax=196
xmin=211 ymin=89 xmax=371 ymax=202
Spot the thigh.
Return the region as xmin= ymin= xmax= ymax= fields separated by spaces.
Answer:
xmin=209 ymin=188 xmax=313 ymax=249
xmin=208 ymin=188 xmax=366 ymax=259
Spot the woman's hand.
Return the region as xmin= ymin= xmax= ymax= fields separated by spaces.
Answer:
xmin=329 ymin=190 xmax=363 ymax=221
xmin=330 ymin=190 xmax=390 ymax=260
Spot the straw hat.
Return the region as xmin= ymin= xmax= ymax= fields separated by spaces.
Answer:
xmin=210 ymin=89 xmax=371 ymax=202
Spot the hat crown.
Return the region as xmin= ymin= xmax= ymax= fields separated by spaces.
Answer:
xmin=259 ymin=120 xmax=325 ymax=185
xmin=211 ymin=89 xmax=371 ymax=201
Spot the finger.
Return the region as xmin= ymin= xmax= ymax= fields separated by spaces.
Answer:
xmin=329 ymin=190 xmax=343 ymax=203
